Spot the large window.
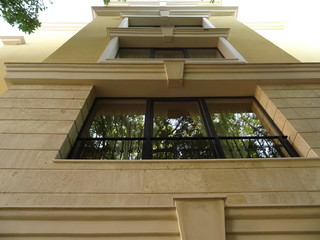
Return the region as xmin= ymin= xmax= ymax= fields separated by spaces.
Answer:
xmin=69 ymin=98 xmax=298 ymax=160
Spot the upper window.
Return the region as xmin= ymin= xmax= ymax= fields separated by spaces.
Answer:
xmin=116 ymin=48 xmax=224 ymax=59
xmin=69 ymin=97 xmax=298 ymax=160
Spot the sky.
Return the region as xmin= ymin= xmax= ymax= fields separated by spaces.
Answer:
xmin=1 ymin=0 xmax=320 ymax=61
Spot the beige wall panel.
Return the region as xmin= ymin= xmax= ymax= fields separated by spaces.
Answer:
xmin=226 ymin=218 xmax=320 ymax=233
xmin=0 ymin=191 xmax=319 ymax=207
xmin=296 ymin=133 xmax=320 ymax=149
xmin=284 ymin=119 xmax=320 ymax=133
xmin=0 ymin=220 xmax=178 ymax=235
xmin=262 ymin=89 xmax=320 ymax=98
xmin=0 ymin=168 xmax=318 ymax=194
xmin=0 ymin=89 xmax=91 ymax=99
xmin=0 ymin=150 xmax=59 ymax=168
xmin=2 ymin=157 xmax=320 ymax=169
xmin=0 ymin=207 xmax=179 ymax=240
xmin=0 ymin=134 xmax=68 ymax=150
xmin=0 ymin=120 xmax=75 ymax=134
xmin=271 ymin=98 xmax=320 ymax=108
xmin=53 ymin=158 xmax=320 ymax=170
xmin=0 ymin=108 xmax=82 ymax=121
xmin=280 ymin=107 xmax=320 ymax=119
xmin=0 ymin=98 xmax=86 ymax=109
xmin=9 ymin=85 xmax=93 ymax=90
xmin=0 ymin=169 xmax=143 ymax=193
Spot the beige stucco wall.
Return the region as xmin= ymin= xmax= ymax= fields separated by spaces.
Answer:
xmin=0 ymin=31 xmax=77 ymax=94
xmin=44 ymin=17 xmax=121 ymax=63
xmin=211 ymin=16 xmax=299 ymax=63
xmin=43 ymin=16 xmax=299 ymax=64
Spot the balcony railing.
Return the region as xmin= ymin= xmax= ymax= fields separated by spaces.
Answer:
xmin=71 ymin=136 xmax=295 ymax=160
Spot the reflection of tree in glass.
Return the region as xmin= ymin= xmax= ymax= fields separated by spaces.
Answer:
xmin=153 ymin=116 xmax=211 ymax=159
xmin=153 ymin=115 xmax=206 ymax=138
xmin=80 ymin=115 xmax=145 ymax=160
xmin=211 ymin=112 xmax=280 ymax=158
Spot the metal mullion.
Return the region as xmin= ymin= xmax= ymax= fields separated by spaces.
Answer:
xmin=199 ymin=98 xmax=226 ymax=158
xmin=142 ymin=99 xmax=153 ymax=159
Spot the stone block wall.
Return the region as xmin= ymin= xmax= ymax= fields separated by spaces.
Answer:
xmin=256 ymin=84 xmax=320 ymax=157
xmin=0 ymin=83 xmax=319 ymax=208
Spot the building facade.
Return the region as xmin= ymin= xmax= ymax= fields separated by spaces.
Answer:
xmin=0 ymin=1 xmax=320 ymax=239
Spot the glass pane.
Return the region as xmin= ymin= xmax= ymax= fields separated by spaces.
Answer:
xmin=219 ymin=137 xmax=284 ymax=158
xmin=76 ymin=99 xmax=146 ymax=160
xmin=154 ymin=49 xmax=184 ymax=58
xmin=84 ymin=99 xmax=146 ymax=138
xmin=116 ymin=48 xmax=150 ymax=58
xmin=205 ymin=98 xmax=286 ymax=158
xmin=153 ymin=101 xmax=206 ymax=137
xmin=153 ymin=101 xmax=210 ymax=159
xmin=187 ymin=48 xmax=224 ymax=58
xmin=206 ymin=98 xmax=267 ymax=137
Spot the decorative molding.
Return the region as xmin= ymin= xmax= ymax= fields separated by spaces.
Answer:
xmin=0 ymin=36 xmax=25 ymax=45
xmin=92 ymin=6 xmax=238 ymax=18
xmin=164 ymin=59 xmax=185 ymax=87
xmin=0 ymin=205 xmax=318 ymax=238
xmin=107 ymin=27 xmax=230 ymax=38
xmin=4 ymin=62 xmax=320 ymax=97
xmin=174 ymin=196 xmax=226 ymax=240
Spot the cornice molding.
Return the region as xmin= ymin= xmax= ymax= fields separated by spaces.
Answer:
xmin=0 ymin=36 xmax=25 ymax=45
xmin=92 ymin=6 xmax=238 ymax=18
xmin=107 ymin=27 xmax=230 ymax=38
xmin=5 ymin=62 xmax=320 ymax=97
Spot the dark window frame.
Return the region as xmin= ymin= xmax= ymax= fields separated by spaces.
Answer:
xmin=69 ymin=97 xmax=299 ymax=160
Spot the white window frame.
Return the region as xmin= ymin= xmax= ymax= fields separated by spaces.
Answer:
xmin=98 ymin=17 xmax=246 ymax=63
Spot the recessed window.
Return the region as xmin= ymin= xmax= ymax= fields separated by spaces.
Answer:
xmin=69 ymin=97 xmax=298 ymax=160
xmin=116 ymin=48 xmax=224 ymax=59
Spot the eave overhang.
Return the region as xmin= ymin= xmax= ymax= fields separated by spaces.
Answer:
xmin=91 ymin=6 xmax=238 ymax=18
xmin=5 ymin=62 xmax=320 ymax=97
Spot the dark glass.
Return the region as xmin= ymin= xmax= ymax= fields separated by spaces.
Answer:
xmin=152 ymin=101 xmax=210 ymax=159
xmin=153 ymin=101 xmax=206 ymax=138
xmin=70 ymin=98 xmax=297 ymax=160
xmin=205 ymin=98 xmax=288 ymax=158
xmin=154 ymin=49 xmax=184 ymax=58
xmin=115 ymin=48 xmax=224 ymax=59
xmin=77 ymin=100 xmax=146 ymax=160
xmin=116 ymin=48 xmax=150 ymax=58
xmin=188 ymin=48 xmax=223 ymax=58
